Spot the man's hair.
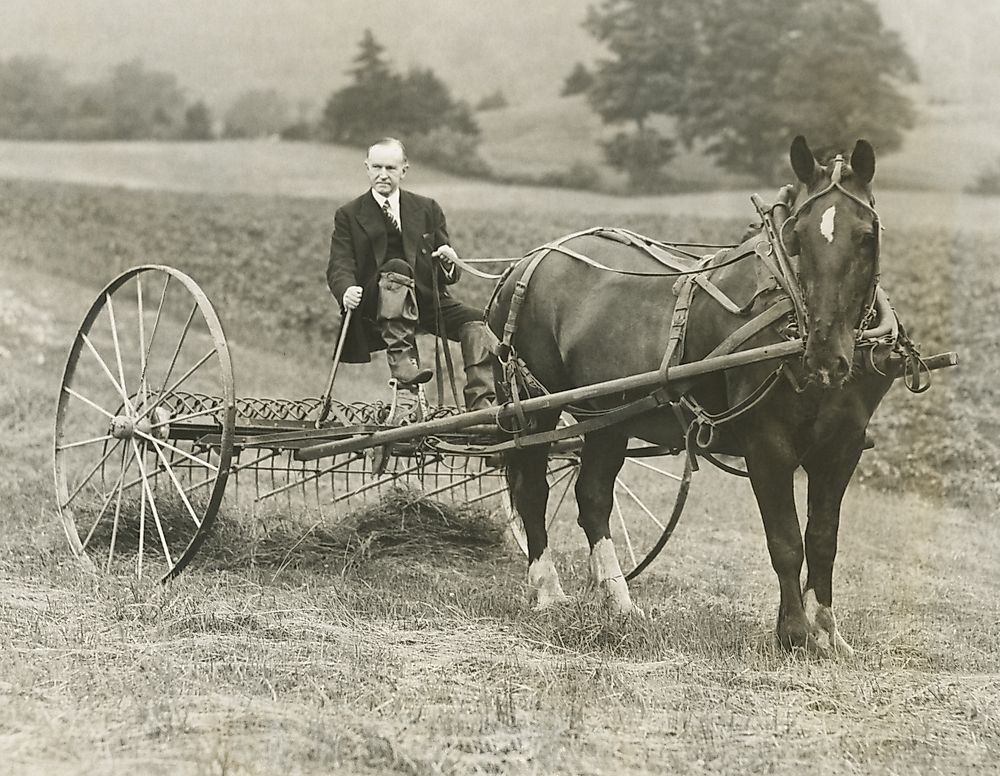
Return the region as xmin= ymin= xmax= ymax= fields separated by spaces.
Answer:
xmin=367 ymin=137 xmax=407 ymax=162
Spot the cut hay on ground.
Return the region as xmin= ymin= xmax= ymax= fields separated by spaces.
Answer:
xmin=83 ymin=486 xmax=509 ymax=575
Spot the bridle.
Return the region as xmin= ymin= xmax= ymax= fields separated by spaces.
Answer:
xmin=775 ymin=154 xmax=883 ymax=344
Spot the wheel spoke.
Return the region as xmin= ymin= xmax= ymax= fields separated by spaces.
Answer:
xmin=133 ymin=430 xmax=219 ymax=472
xmin=138 ymin=349 xmax=215 ymax=421
xmin=615 ymin=477 xmax=665 ymax=530
xmin=142 ymin=302 xmax=198 ymax=416
xmin=148 ymin=437 xmax=203 ymax=528
xmin=548 ymin=467 xmax=577 ymax=527
xmin=105 ymin=293 xmax=132 ymax=414
xmin=130 ymin=439 xmax=174 ymax=569
xmin=148 ymin=404 xmax=224 ymax=429
xmin=81 ymin=445 xmax=134 ymax=550
xmin=613 ymin=491 xmax=638 ymax=568
xmin=136 ymin=274 xmax=170 ymax=408
xmin=624 ymin=457 xmax=683 ymax=481
xmin=80 ymin=333 xmax=132 ymax=411
xmin=63 ymin=386 xmax=116 ymax=420
xmin=136 ymin=275 xmax=148 ymax=408
xmin=57 ymin=433 xmax=115 ymax=452
xmin=106 ymin=446 xmax=129 ymax=572
xmin=62 ymin=441 xmax=123 ymax=508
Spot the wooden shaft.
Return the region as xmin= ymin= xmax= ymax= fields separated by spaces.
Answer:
xmin=295 ymin=338 xmax=806 ymax=461
xmin=315 ymin=308 xmax=353 ymax=427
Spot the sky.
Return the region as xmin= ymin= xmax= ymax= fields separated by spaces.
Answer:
xmin=1 ymin=1 xmax=596 ymax=106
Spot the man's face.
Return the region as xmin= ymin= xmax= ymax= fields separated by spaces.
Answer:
xmin=365 ymin=143 xmax=407 ymax=196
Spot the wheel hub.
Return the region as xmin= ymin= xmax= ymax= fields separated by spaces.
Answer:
xmin=107 ymin=406 xmax=170 ymax=441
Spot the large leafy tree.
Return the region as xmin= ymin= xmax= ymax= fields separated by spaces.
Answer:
xmin=574 ymin=0 xmax=917 ymax=183
xmin=577 ymin=0 xmax=700 ymax=189
xmin=0 ymin=56 xmax=70 ymax=139
xmin=320 ymin=30 xmax=478 ymax=149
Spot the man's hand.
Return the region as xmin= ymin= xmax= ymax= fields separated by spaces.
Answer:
xmin=432 ymin=245 xmax=459 ymax=278
xmin=343 ymin=285 xmax=363 ymax=311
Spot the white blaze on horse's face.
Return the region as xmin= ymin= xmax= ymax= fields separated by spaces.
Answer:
xmin=820 ymin=205 xmax=836 ymax=243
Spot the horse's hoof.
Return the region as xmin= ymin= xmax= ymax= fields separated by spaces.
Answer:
xmin=802 ymin=589 xmax=855 ymax=659
xmin=531 ymin=592 xmax=571 ymax=612
xmin=529 ymin=581 xmax=571 ymax=611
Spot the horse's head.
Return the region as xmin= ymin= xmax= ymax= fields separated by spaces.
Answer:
xmin=784 ymin=135 xmax=880 ymax=388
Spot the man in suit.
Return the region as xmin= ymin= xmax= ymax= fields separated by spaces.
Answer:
xmin=326 ymin=137 xmax=495 ymax=419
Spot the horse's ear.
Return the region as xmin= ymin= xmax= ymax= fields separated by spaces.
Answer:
xmin=790 ymin=135 xmax=819 ymax=185
xmin=851 ymin=139 xmax=876 ymax=185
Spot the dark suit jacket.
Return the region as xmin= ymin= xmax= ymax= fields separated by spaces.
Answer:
xmin=327 ymin=188 xmax=461 ymax=362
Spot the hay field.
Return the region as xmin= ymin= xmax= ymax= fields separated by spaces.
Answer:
xmin=1 ymin=170 xmax=997 ymax=774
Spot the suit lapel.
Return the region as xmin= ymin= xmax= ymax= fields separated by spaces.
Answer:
xmin=356 ymin=192 xmax=387 ymax=264
xmin=399 ymin=190 xmax=423 ymax=261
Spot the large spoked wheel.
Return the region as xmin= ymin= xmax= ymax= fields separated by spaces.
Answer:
xmin=504 ymin=436 xmax=693 ymax=581
xmin=54 ymin=266 xmax=236 ymax=581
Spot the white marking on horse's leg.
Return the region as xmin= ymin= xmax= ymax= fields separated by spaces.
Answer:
xmin=589 ymin=537 xmax=643 ymax=617
xmin=803 ymin=588 xmax=854 ymax=657
xmin=527 ymin=548 xmax=569 ymax=610
xmin=820 ymin=205 xmax=837 ymax=243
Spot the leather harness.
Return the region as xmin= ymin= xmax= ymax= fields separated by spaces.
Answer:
xmin=483 ymin=182 xmax=898 ymax=459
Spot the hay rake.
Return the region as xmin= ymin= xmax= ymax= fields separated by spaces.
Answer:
xmin=53 ymin=265 xmax=958 ymax=583
xmin=54 ymin=266 xmax=695 ymax=581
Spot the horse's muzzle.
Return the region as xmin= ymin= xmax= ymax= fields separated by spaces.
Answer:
xmin=805 ymin=329 xmax=853 ymax=388
xmin=805 ymin=354 xmax=852 ymax=388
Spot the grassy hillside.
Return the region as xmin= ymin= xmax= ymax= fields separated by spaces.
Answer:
xmin=1 ymin=180 xmax=998 ymax=775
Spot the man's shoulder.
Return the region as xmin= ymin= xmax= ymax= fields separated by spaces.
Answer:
xmin=400 ymin=188 xmax=441 ymax=211
xmin=337 ymin=191 xmax=374 ymax=215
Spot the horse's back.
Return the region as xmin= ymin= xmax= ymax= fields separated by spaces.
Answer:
xmin=488 ymin=232 xmax=680 ymax=395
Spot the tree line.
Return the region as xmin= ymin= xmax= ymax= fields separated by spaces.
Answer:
xmin=0 ymin=0 xmax=922 ymax=189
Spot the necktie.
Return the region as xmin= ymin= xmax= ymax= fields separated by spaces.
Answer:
xmin=381 ymin=199 xmax=400 ymax=233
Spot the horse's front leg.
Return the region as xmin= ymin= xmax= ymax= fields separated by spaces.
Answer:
xmin=802 ymin=438 xmax=865 ymax=657
xmin=507 ymin=439 xmax=569 ymax=610
xmin=575 ymin=428 xmax=640 ymax=616
xmin=743 ymin=436 xmax=814 ymax=651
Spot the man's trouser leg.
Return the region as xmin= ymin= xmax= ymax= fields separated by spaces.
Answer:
xmin=377 ymin=264 xmax=433 ymax=386
xmin=457 ymin=321 xmax=497 ymax=411
xmin=423 ymin=296 xmax=497 ymax=412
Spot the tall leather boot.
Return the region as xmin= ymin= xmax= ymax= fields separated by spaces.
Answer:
xmin=377 ymin=271 xmax=433 ymax=386
xmin=458 ymin=320 xmax=497 ymax=411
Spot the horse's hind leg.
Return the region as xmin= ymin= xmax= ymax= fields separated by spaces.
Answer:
xmin=575 ymin=428 xmax=640 ymax=616
xmin=507 ymin=431 xmax=568 ymax=610
xmin=802 ymin=440 xmax=865 ymax=657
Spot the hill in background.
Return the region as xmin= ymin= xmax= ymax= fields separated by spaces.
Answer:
xmin=3 ymin=1 xmax=999 ymax=191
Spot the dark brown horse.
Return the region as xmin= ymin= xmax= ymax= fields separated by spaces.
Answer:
xmin=487 ymin=136 xmax=892 ymax=655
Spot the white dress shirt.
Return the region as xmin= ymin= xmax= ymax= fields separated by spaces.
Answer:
xmin=371 ymin=189 xmax=401 ymax=231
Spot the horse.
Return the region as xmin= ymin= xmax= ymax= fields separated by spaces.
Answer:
xmin=486 ymin=136 xmax=892 ymax=655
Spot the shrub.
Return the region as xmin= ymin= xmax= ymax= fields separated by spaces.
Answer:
xmin=407 ymin=128 xmax=492 ymax=178
xmin=965 ymin=159 xmax=1000 ymax=196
